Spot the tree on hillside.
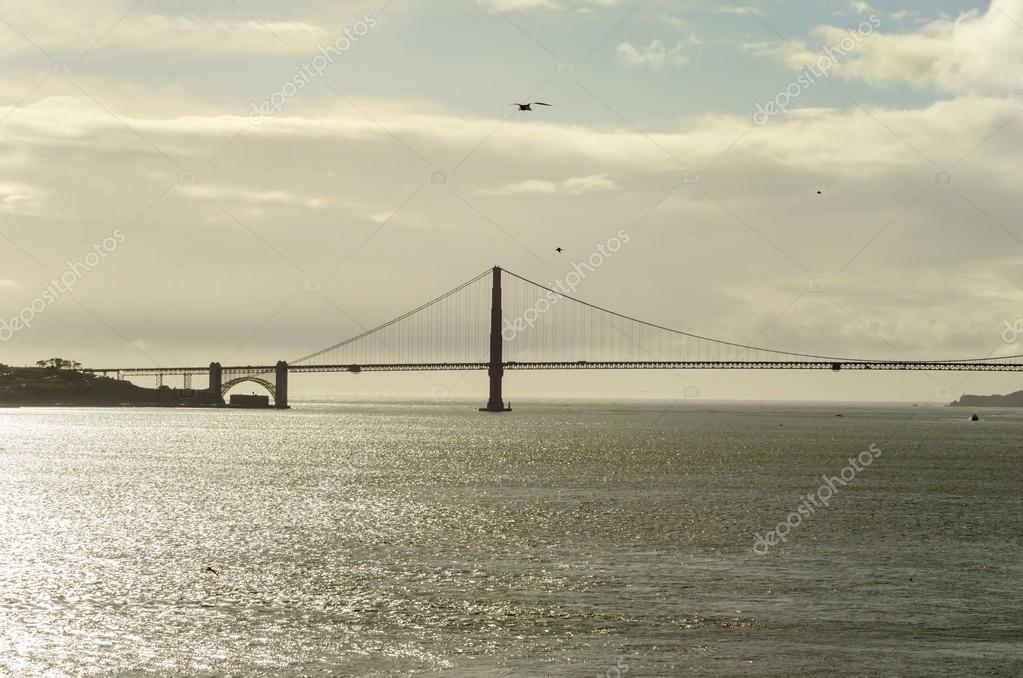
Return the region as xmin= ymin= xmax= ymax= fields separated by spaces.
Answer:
xmin=35 ymin=358 xmax=82 ymax=370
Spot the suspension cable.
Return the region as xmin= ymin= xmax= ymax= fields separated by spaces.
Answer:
xmin=291 ymin=268 xmax=492 ymax=364
xmin=502 ymin=269 xmax=1023 ymax=364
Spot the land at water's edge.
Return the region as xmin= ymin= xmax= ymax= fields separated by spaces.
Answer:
xmin=950 ymin=390 xmax=1023 ymax=408
xmin=0 ymin=367 xmax=222 ymax=407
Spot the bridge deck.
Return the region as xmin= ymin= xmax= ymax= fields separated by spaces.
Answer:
xmin=86 ymin=360 xmax=1023 ymax=377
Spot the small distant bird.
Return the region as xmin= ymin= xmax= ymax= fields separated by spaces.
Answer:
xmin=555 ymin=247 xmax=563 ymax=253
xmin=817 ymin=190 xmax=823 ymax=195
xmin=205 ymin=566 xmax=219 ymax=576
xmin=512 ymin=102 xmax=552 ymax=111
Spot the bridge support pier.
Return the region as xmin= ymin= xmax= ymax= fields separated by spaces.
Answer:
xmin=275 ymin=361 xmax=290 ymax=409
xmin=208 ymin=362 xmax=224 ymax=404
xmin=480 ymin=266 xmax=512 ymax=412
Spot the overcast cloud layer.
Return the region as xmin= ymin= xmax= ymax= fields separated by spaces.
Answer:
xmin=1 ymin=0 xmax=1021 ymax=402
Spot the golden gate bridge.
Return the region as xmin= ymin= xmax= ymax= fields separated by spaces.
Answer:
xmin=85 ymin=267 xmax=1023 ymax=410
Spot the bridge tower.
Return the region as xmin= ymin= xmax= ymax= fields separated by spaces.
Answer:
xmin=481 ymin=266 xmax=512 ymax=412
xmin=275 ymin=361 xmax=290 ymax=409
xmin=208 ymin=362 xmax=224 ymax=404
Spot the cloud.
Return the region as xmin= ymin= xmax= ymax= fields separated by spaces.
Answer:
xmin=105 ymin=15 xmax=330 ymax=56
xmin=0 ymin=182 xmax=46 ymax=215
xmin=479 ymin=0 xmax=620 ymax=11
xmin=0 ymin=3 xmax=332 ymax=57
xmin=479 ymin=174 xmax=617 ymax=195
xmin=721 ymin=256 xmax=1023 ymax=360
xmin=616 ymin=39 xmax=691 ymax=68
xmin=717 ymin=5 xmax=762 ymax=16
xmin=178 ymin=184 xmax=329 ymax=211
xmin=838 ymin=1 xmax=916 ymax=22
xmin=480 ymin=0 xmax=558 ymax=9
xmin=659 ymin=15 xmax=689 ymax=31
xmin=769 ymin=0 xmax=1023 ymax=94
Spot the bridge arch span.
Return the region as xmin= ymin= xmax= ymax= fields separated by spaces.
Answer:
xmin=221 ymin=377 xmax=277 ymax=402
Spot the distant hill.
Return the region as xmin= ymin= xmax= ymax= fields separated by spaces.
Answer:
xmin=950 ymin=390 xmax=1023 ymax=408
xmin=0 ymin=367 xmax=220 ymax=407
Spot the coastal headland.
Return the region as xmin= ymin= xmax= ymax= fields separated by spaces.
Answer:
xmin=0 ymin=366 xmax=222 ymax=408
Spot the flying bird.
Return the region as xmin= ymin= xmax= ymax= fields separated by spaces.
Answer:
xmin=512 ymin=102 xmax=552 ymax=111
xmin=555 ymin=247 xmax=563 ymax=253
xmin=205 ymin=566 xmax=219 ymax=576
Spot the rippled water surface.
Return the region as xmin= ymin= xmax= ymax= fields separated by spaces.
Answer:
xmin=1 ymin=400 xmax=1021 ymax=676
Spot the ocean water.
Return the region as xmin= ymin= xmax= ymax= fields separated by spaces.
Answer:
xmin=1 ymin=400 xmax=1021 ymax=677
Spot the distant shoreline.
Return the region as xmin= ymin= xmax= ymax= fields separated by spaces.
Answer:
xmin=949 ymin=391 xmax=1023 ymax=408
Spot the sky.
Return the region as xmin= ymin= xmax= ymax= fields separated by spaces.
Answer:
xmin=1 ymin=0 xmax=1022 ymax=403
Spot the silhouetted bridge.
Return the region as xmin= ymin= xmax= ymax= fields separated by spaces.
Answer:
xmin=86 ymin=267 xmax=1023 ymax=410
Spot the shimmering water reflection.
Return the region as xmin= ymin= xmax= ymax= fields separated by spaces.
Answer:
xmin=1 ymin=401 xmax=1021 ymax=676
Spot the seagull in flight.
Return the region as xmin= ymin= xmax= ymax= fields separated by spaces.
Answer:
xmin=512 ymin=102 xmax=552 ymax=111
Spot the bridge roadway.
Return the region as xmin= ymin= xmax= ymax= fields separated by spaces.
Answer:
xmin=86 ymin=359 xmax=1023 ymax=377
